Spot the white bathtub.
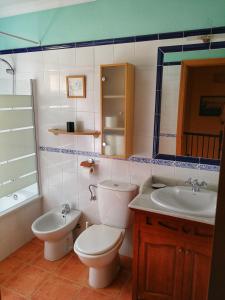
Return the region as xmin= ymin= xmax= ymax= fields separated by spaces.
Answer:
xmin=0 ymin=184 xmax=42 ymax=260
xmin=0 ymin=184 xmax=39 ymax=215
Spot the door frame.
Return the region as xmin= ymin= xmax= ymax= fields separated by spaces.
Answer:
xmin=176 ymin=58 xmax=225 ymax=155
xmin=208 ymin=125 xmax=225 ymax=299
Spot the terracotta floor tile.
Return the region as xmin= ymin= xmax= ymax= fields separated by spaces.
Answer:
xmin=120 ymin=256 xmax=132 ymax=271
xmin=55 ymin=254 xmax=88 ymax=285
xmin=117 ymin=277 xmax=132 ymax=300
xmin=76 ymin=287 xmax=116 ymax=300
xmin=100 ymin=269 xmax=131 ymax=298
xmin=0 ymin=287 xmax=26 ymax=300
xmin=0 ymin=257 xmax=26 ymax=285
xmin=1 ymin=240 xmax=133 ymax=300
xmin=31 ymin=252 xmax=71 ymax=273
xmin=31 ymin=275 xmax=80 ymax=300
xmin=11 ymin=240 xmax=42 ymax=264
xmin=31 ymin=238 xmax=43 ymax=246
xmin=3 ymin=265 xmax=48 ymax=297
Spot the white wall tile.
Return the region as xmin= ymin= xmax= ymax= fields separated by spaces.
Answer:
xmin=43 ymin=50 xmax=59 ymax=70
xmin=130 ymin=162 xmax=152 ymax=186
xmin=134 ymin=41 xmax=158 ymax=66
xmin=76 ymin=47 xmax=94 ymax=67
xmin=114 ymin=43 xmax=135 ymax=64
xmin=58 ymin=48 xmax=76 ymax=68
xmin=110 ymin=159 xmax=131 ymax=182
xmin=94 ymin=44 xmax=114 ymax=66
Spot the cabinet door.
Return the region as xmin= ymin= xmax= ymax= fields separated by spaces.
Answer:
xmin=182 ymin=243 xmax=212 ymax=300
xmin=101 ymin=65 xmax=126 ymax=157
xmin=138 ymin=231 xmax=184 ymax=300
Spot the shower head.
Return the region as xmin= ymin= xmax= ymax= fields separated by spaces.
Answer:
xmin=6 ymin=68 xmax=14 ymax=75
xmin=0 ymin=58 xmax=15 ymax=75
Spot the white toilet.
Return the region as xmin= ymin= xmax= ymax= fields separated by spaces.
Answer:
xmin=32 ymin=205 xmax=81 ymax=261
xmin=74 ymin=180 xmax=138 ymax=288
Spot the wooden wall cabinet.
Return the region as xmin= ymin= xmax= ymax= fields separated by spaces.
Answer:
xmin=132 ymin=211 xmax=213 ymax=300
xmin=100 ymin=63 xmax=134 ymax=158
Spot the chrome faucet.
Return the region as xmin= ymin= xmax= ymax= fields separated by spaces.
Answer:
xmin=185 ymin=177 xmax=207 ymax=192
xmin=89 ymin=184 xmax=97 ymax=201
xmin=61 ymin=203 xmax=71 ymax=215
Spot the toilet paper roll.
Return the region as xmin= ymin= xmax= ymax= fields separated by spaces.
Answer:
xmin=114 ymin=135 xmax=124 ymax=155
xmin=105 ymin=134 xmax=116 ymax=146
xmin=105 ymin=116 xmax=118 ymax=128
xmin=105 ymin=145 xmax=115 ymax=156
xmin=82 ymin=167 xmax=94 ymax=178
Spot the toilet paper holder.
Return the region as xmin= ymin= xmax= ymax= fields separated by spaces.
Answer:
xmin=80 ymin=158 xmax=95 ymax=168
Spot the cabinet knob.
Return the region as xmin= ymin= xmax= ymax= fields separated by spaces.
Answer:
xmin=101 ymin=76 xmax=106 ymax=82
xmin=178 ymin=248 xmax=183 ymax=253
xmin=185 ymin=249 xmax=191 ymax=255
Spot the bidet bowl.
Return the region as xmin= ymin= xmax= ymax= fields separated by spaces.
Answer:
xmin=32 ymin=208 xmax=81 ymax=241
xmin=31 ymin=207 xmax=81 ymax=261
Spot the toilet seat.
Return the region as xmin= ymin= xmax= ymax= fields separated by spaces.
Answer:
xmin=75 ymin=224 xmax=124 ymax=255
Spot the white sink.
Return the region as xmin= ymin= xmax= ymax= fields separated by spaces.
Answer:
xmin=151 ymin=186 xmax=217 ymax=218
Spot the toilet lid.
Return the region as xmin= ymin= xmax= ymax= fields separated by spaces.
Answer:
xmin=75 ymin=224 xmax=123 ymax=255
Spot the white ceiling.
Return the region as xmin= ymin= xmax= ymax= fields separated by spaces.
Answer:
xmin=0 ymin=0 xmax=96 ymax=18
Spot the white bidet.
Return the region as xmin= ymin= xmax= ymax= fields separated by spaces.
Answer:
xmin=32 ymin=206 xmax=81 ymax=261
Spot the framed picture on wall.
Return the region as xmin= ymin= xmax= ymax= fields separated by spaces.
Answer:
xmin=199 ymin=96 xmax=225 ymax=116
xmin=66 ymin=75 xmax=86 ymax=98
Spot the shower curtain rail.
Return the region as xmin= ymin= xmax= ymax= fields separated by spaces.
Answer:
xmin=0 ymin=31 xmax=40 ymax=45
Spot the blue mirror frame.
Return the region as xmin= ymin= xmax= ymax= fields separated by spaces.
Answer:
xmin=153 ymin=39 xmax=225 ymax=167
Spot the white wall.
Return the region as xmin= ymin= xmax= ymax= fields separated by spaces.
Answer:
xmin=0 ymin=37 xmax=219 ymax=257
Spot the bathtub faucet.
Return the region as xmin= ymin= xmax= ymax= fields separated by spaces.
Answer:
xmin=61 ymin=203 xmax=71 ymax=215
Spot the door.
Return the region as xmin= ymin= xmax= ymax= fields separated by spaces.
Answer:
xmin=182 ymin=240 xmax=212 ymax=300
xmin=138 ymin=231 xmax=184 ymax=300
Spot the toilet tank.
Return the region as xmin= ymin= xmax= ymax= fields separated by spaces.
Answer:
xmin=97 ymin=180 xmax=138 ymax=229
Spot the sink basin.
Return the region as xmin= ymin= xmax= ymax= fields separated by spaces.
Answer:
xmin=151 ymin=186 xmax=217 ymax=218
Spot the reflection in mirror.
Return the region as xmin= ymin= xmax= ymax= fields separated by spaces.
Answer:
xmin=159 ymin=49 xmax=225 ymax=161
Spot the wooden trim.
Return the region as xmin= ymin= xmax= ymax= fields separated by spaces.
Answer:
xmin=181 ymin=58 xmax=225 ymax=67
xmin=176 ymin=61 xmax=189 ymax=155
xmin=66 ymin=75 xmax=86 ymax=98
xmin=208 ymin=125 xmax=225 ymax=299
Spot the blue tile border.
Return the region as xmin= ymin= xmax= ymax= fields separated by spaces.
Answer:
xmin=0 ymin=26 xmax=225 ymax=55
xmin=39 ymin=146 xmax=219 ymax=171
xmin=163 ymin=61 xmax=181 ymax=66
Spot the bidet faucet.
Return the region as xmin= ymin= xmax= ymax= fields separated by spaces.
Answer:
xmin=185 ymin=177 xmax=207 ymax=192
xmin=61 ymin=203 xmax=71 ymax=215
xmin=89 ymin=184 xmax=97 ymax=201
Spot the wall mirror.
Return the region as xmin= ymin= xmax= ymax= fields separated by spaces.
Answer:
xmin=153 ymin=41 xmax=225 ymax=165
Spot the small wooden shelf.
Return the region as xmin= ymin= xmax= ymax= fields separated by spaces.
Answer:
xmin=48 ymin=129 xmax=101 ymax=138
xmin=103 ymin=95 xmax=125 ymax=99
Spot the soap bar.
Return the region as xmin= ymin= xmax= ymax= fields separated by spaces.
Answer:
xmin=152 ymin=183 xmax=166 ymax=189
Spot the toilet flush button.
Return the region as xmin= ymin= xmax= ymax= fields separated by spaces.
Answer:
xmin=113 ymin=184 xmax=119 ymax=187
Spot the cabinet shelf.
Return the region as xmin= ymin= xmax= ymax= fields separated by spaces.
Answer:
xmin=48 ymin=129 xmax=101 ymax=138
xmin=103 ymin=95 xmax=125 ymax=99
xmin=103 ymin=127 xmax=125 ymax=132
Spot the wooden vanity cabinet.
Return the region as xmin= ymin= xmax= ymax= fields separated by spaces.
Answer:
xmin=132 ymin=211 xmax=213 ymax=300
